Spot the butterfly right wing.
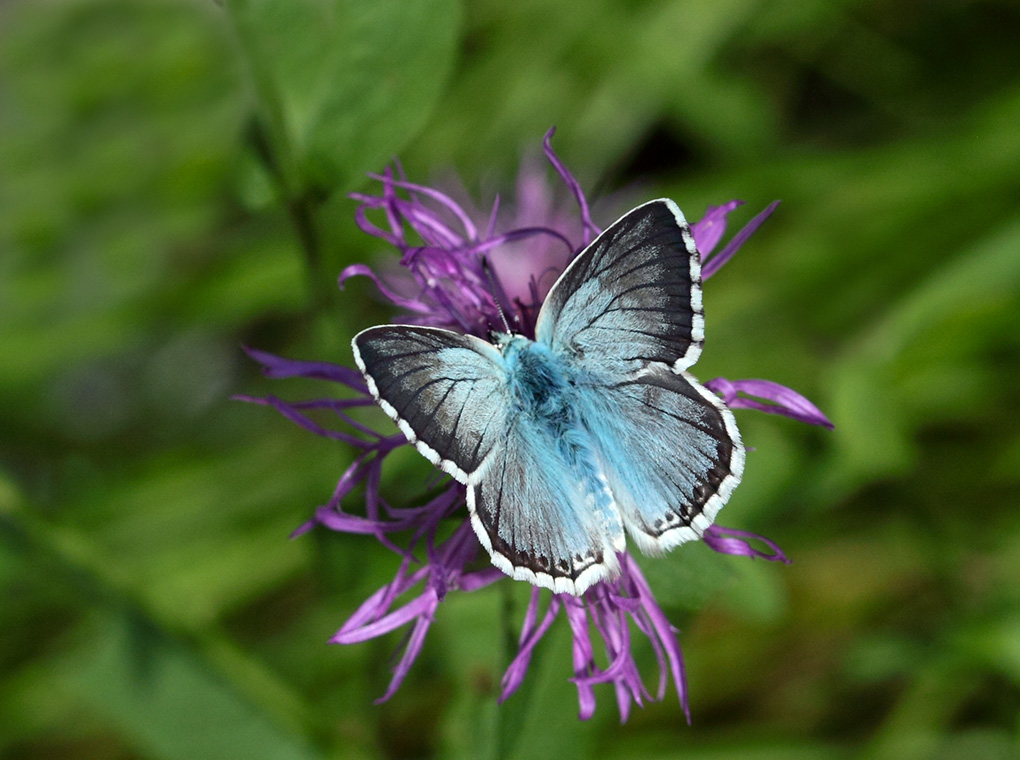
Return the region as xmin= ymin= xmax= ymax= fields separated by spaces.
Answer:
xmin=533 ymin=198 xmax=743 ymax=554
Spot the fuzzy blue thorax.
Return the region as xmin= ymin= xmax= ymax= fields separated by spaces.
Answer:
xmin=497 ymin=334 xmax=573 ymax=424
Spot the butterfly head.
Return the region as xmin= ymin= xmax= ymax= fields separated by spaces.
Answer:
xmin=488 ymin=329 xmax=516 ymax=352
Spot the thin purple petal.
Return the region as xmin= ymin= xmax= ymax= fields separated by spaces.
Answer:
xmin=483 ymin=225 xmax=575 ymax=257
xmin=704 ymin=525 xmax=792 ymax=563
xmin=338 ymin=263 xmax=434 ymax=315
xmin=313 ymin=502 xmax=430 ymax=537
xmin=290 ymin=519 xmax=317 ymax=538
xmin=248 ymin=395 xmax=377 ymax=445
xmin=708 ymin=377 xmax=834 ymax=429
xmin=501 ymin=591 xmax=562 ymax=701
xmin=352 ymin=203 xmax=402 ymax=247
xmin=261 ymin=397 xmax=382 ymax=440
xmin=691 ymin=200 xmax=743 ymax=258
xmin=243 ymin=347 xmax=367 ymax=390
xmin=397 ymin=203 xmax=465 ymax=249
xmin=458 ymin=567 xmax=504 ymax=592
xmin=325 ymin=457 xmax=372 ymax=511
xmin=333 ymin=568 xmax=424 ymax=637
xmin=564 ymin=598 xmax=598 ymax=720
xmin=543 ymin=127 xmax=599 ymax=246
xmin=366 ymin=173 xmax=479 ymax=241
xmin=375 ymin=603 xmax=437 ymax=702
xmin=702 ymin=200 xmax=781 ymax=279
xmin=623 ymin=556 xmax=691 ymax=722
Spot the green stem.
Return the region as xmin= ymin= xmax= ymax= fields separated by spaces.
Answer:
xmin=245 ymin=118 xmax=332 ymax=310
xmin=286 ymin=192 xmax=327 ymax=300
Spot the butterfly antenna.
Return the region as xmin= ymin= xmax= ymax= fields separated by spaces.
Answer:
xmin=481 ymin=256 xmax=513 ymax=334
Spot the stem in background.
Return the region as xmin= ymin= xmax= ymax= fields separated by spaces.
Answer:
xmin=493 ymin=581 xmax=536 ymax=760
xmin=286 ymin=192 xmax=324 ymax=287
xmin=493 ymin=580 xmax=514 ymax=760
xmin=246 ymin=118 xmax=332 ymax=309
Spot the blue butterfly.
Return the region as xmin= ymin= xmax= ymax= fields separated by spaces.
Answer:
xmin=353 ymin=199 xmax=744 ymax=595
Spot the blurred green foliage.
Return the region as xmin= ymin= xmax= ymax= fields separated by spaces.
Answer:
xmin=1 ymin=0 xmax=1019 ymax=758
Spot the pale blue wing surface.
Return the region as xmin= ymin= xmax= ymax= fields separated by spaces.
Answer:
xmin=535 ymin=198 xmax=704 ymax=373
xmin=467 ymin=411 xmax=625 ymax=596
xmin=352 ymin=325 xmax=509 ymax=483
xmin=575 ymin=365 xmax=745 ymax=553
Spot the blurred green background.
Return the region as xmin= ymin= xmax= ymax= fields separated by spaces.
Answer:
xmin=2 ymin=0 xmax=1019 ymax=758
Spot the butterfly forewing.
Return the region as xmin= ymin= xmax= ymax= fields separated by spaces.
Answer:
xmin=352 ymin=326 xmax=510 ymax=483
xmin=535 ymin=199 xmax=704 ymax=373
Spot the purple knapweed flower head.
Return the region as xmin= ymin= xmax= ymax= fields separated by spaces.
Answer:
xmin=241 ymin=127 xmax=832 ymax=722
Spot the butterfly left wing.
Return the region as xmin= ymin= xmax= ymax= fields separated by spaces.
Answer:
xmin=352 ymin=325 xmax=509 ymax=483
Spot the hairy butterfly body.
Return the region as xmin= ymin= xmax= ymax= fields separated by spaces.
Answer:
xmin=353 ymin=199 xmax=744 ymax=595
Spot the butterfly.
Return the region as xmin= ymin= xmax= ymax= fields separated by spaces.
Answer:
xmin=352 ymin=199 xmax=745 ymax=596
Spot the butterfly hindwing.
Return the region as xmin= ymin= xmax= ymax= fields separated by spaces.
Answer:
xmin=576 ymin=365 xmax=744 ymax=553
xmin=352 ymin=325 xmax=509 ymax=483
xmin=535 ymin=198 xmax=704 ymax=373
xmin=467 ymin=412 xmax=623 ymax=596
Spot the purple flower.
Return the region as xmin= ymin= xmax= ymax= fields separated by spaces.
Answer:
xmin=242 ymin=128 xmax=832 ymax=721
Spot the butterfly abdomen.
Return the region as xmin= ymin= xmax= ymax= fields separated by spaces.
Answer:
xmin=501 ymin=336 xmax=625 ymax=549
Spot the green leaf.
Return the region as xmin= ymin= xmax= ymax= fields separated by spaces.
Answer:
xmin=823 ymin=215 xmax=1020 ymax=492
xmin=636 ymin=543 xmax=736 ymax=614
xmin=503 ymin=621 xmax=592 ymax=760
xmin=59 ymin=613 xmax=325 ymax=760
xmin=226 ymin=0 xmax=461 ymax=195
